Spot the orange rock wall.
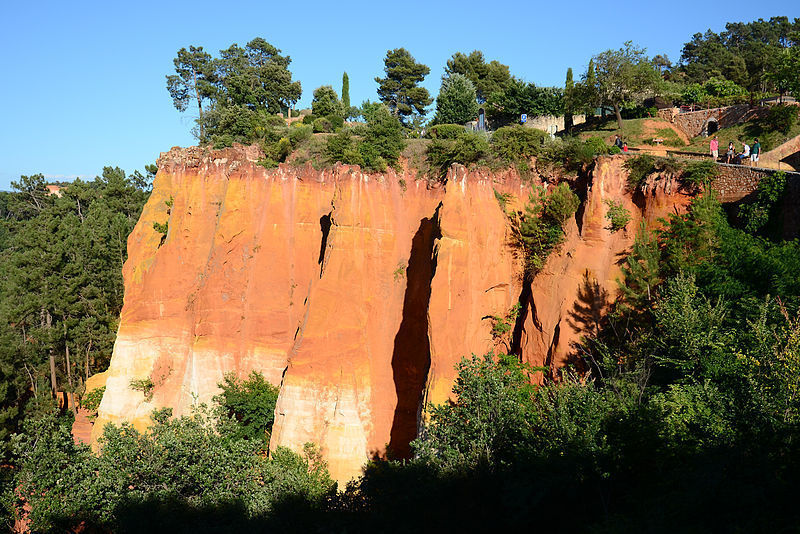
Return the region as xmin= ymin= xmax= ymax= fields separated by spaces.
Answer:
xmin=95 ymin=147 xmax=690 ymax=483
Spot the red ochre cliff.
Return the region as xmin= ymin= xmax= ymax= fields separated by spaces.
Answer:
xmin=93 ymin=145 xmax=691 ymax=482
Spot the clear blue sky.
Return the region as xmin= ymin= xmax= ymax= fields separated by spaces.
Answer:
xmin=0 ymin=1 xmax=796 ymax=190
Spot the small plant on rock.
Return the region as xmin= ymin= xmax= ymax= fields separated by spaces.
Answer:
xmin=605 ymin=199 xmax=631 ymax=232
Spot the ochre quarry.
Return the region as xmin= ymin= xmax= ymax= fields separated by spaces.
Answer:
xmin=94 ymin=145 xmax=691 ymax=483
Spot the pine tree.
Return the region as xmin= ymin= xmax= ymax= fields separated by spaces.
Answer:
xmin=375 ymin=48 xmax=432 ymax=126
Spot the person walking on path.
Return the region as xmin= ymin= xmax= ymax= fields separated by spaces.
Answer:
xmin=710 ymin=136 xmax=719 ymax=161
xmin=726 ymin=142 xmax=735 ymax=163
xmin=751 ymin=138 xmax=761 ymax=165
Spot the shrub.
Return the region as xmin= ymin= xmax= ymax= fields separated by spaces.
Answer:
xmin=426 ymin=132 xmax=489 ymax=176
xmin=264 ymin=114 xmax=287 ymax=128
xmin=129 ymin=378 xmax=154 ymax=402
xmin=428 ymin=124 xmax=465 ymax=139
xmin=515 ymin=183 xmax=580 ymax=274
xmin=325 ymin=130 xmax=365 ymax=167
xmin=604 ymin=199 xmax=631 ymax=232
xmin=608 ymin=145 xmax=622 ymax=155
xmin=681 ymin=160 xmax=718 ymax=188
xmin=624 ymin=154 xmax=656 ymax=190
xmin=326 ymin=114 xmax=345 ymax=131
xmin=302 ymin=114 xmax=316 ymax=125
xmin=213 ymin=371 xmax=280 ymax=449
xmin=288 ymin=124 xmax=312 ymax=146
xmin=313 ymin=117 xmax=333 ymax=133
xmin=765 ymin=105 xmax=797 ymax=135
xmin=491 ymin=125 xmax=548 ymax=163
xmin=311 ymin=85 xmax=343 ymax=118
xmin=80 ymin=386 xmax=105 ymax=421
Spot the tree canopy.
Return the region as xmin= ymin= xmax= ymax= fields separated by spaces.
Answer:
xmin=443 ymin=50 xmax=512 ymax=103
xmin=433 ymin=74 xmax=479 ymax=125
xmin=585 ymin=41 xmax=662 ymax=128
xmin=375 ymin=48 xmax=432 ymax=126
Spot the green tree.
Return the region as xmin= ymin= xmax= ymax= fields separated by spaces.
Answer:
xmin=311 ymin=85 xmax=342 ymax=119
xmin=564 ymin=67 xmax=575 ymax=132
xmin=589 ymin=41 xmax=662 ymax=129
xmin=433 ymin=74 xmax=479 ymax=125
xmin=486 ymin=79 xmax=563 ymax=126
xmin=213 ymin=371 xmax=279 ymax=449
xmin=166 ymin=46 xmax=217 ymax=140
xmin=341 ymin=72 xmax=351 ymax=112
xmin=443 ymin=50 xmax=512 ymax=103
xmin=766 ymin=45 xmax=800 ymax=102
xmin=375 ymin=48 xmax=432 ymax=126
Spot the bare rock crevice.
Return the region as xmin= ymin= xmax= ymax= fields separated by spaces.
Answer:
xmin=388 ymin=203 xmax=442 ymax=459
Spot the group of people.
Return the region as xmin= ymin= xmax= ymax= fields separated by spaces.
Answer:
xmin=709 ymin=136 xmax=761 ymax=165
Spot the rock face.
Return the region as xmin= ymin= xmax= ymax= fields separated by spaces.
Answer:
xmin=95 ymin=146 xmax=690 ymax=482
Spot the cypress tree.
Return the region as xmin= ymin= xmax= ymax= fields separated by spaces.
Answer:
xmin=565 ymin=68 xmax=574 ymax=132
xmin=341 ymin=72 xmax=350 ymax=115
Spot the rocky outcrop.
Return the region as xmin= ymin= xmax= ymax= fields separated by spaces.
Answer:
xmin=95 ymin=146 xmax=691 ymax=483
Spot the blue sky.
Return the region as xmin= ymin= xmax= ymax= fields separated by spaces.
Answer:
xmin=0 ymin=1 xmax=796 ymax=190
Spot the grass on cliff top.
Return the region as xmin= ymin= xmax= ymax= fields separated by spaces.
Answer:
xmin=575 ymin=117 xmax=646 ymax=145
xmin=682 ymin=119 xmax=800 ymax=154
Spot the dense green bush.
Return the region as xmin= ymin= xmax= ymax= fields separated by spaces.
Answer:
xmin=80 ymin=386 xmax=105 ymax=421
xmin=428 ymin=124 xmax=465 ymax=139
xmin=325 ymin=114 xmax=344 ymax=131
xmin=12 ymin=388 xmax=333 ymax=532
xmin=490 ymin=125 xmax=547 ymax=163
xmin=324 ymin=104 xmax=405 ymax=172
xmin=764 ymin=104 xmax=798 ymax=135
xmin=312 ymin=117 xmax=333 ymax=133
xmin=213 ymin=371 xmax=280 ymax=448
xmin=302 ymin=114 xmax=316 ymax=125
xmin=426 ymin=132 xmax=489 ymax=176
xmin=514 ymin=183 xmax=580 ymax=273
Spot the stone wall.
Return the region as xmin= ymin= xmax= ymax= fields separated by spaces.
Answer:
xmin=523 ymin=114 xmax=586 ymax=134
xmin=713 ymin=163 xmax=800 ymax=202
xmin=658 ymin=105 xmax=764 ymax=138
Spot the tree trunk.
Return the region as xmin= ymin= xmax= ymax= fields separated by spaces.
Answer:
xmin=64 ymin=323 xmax=76 ymax=414
xmin=49 ymin=353 xmax=58 ymax=399
xmin=613 ymin=103 xmax=623 ymax=130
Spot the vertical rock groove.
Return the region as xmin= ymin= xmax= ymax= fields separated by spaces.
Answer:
xmin=388 ymin=204 xmax=442 ymax=459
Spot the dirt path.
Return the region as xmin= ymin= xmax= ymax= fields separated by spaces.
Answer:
xmin=640 ymin=119 xmax=691 ymax=146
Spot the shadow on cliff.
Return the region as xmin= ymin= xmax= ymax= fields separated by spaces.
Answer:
xmin=388 ymin=205 xmax=442 ymax=459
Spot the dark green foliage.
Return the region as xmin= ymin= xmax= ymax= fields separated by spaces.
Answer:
xmin=624 ymin=154 xmax=657 ymax=189
xmin=604 ymin=199 xmax=631 ymax=232
xmin=413 ymin=353 xmax=535 ymax=470
xmin=12 ymin=406 xmax=334 ymax=532
xmin=168 ymin=38 xmax=302 ymax=145
xmin=584 ymin=41 xmax=662 ymax=129
xmin=427 ymin=124 xmax=464 ymax=139
xmin=681 ymin=159 xmax=718 ymax=188
xmin=679 ymin=17 xmax=799 ymax=94
xmin=764 ymin=104 xmax=798 ymax=135
xmin=539 ymin=136 xmax=608 ymax=172
xmin=214 ymin=371 xmax=279 ymax=448
xmin=738 ymin=170 xmax=786 ymax=233
xmin=375 ymin=48 xmax=432 ymax=126
xmin=514 ymin=183 xmax=580 ymax=274
xmin=433 ymin=74 xmax=479 ymax=125
xmin=490 ymin=125 xmax=547 ymax=164
xmin=486 ymin=79 xmax=563 ymax=126
xmin=443 ymin=50 xmax=512 ymax=103
xmin=312 ymin=117 xmax=333 ymax=133
xmin=680 ymin=77 xmax=748 ymax=106
xmin=80 ymin=386 xmax=104 ymax=421
xmin=341 ymin=72 xmax=350 ymax=112
xmin=616 ymin=222 xmax=661 ymax=315
xmin=326 ymin=114 xmax=344 ymax=131
xmin=426 ymin=132 xmax=489 ymax=177
xmin=324 ymin=104 xmax=405 ymax=172
xmin=0 ymin=168 xmax=150 ymax=453
xmin=311 ymin=85 xmax=342 ymax=119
